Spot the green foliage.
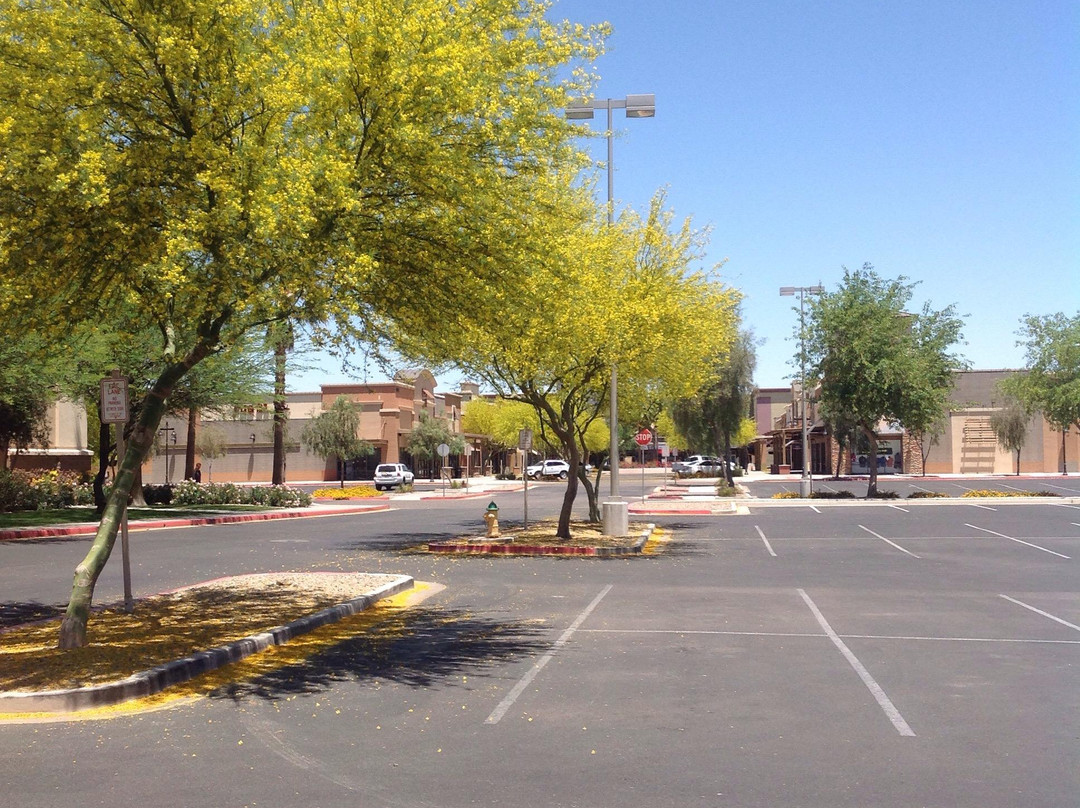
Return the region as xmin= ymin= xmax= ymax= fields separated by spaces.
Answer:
xmin=0 ymin=469 xmax=94 ymax=511
xmin=1001 ymin=312 xmax=1080 ymax=435
xmin=808 ymin=490 xmax=856 ymax=499
xmin=805 ymin=264 xmax=965 ymax=495
xmin=301 ymin=396 xmax=372 ymax=481
xmin=907 ymin=490 xmax=948 ymax=498
xmin=171 ymin=480 xmax=311 ymax=507
xmin=406 ymin=413 xmax=465 ymax=461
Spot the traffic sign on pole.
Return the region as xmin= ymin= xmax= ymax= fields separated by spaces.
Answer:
xmin=634 ymin=428 xmax=652 ymax=447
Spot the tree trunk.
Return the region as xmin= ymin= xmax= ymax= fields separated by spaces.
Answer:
xmin=862 ymin=424 xmax=879 ymax=497
xmin=272 ymin=338 xmax=287 ymax=485
xmin=59 ymin=349 xmax=209 ymax=649
xmin=94 ymin=413 xmax=111 ymax=513
xmin=0 ymin=437 xmax=8 ymax=470
xmin=184 ymin=408 xmax=197 ymax=480
xmin=1016 ymin=449 xmax=1021 ymax=476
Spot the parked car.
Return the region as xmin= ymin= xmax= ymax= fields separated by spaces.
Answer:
xmin=672 ymin=455 xmax=722 ymax=475
xmin=373 ymin=463 xmax=415 ymax=491
xmin=526 ymin=459 xmax=571 ymax=480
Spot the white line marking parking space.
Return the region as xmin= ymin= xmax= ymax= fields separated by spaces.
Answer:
xmin=798 ymin=589 xmax=916 ymax=737
xmin=1000 ymin=595 xmax=1080 ymax=632
xmin=858 ymin=525 xmax=920 ymax=558
xmin=485 ymin=585 xmax=612 ymax=725
xmin=754 ymin=525 xmax=778 ymax=557
xmin=965 ymin=524 xmax=1071 ymax=558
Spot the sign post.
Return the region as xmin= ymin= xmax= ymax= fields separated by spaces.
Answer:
xmin=634 ymin=428 xmax=652 ymax=502
xmin=518 ymin=429 xmax=533 ymax=529
xmin=437 ymin=443 xmax=451 ymax=497
xmin=100 ymin=371 xmax=134 ymax=613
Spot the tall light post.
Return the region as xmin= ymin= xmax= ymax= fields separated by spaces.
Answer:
xmin=780 ymin=285 xmax=824 ymax=497
xmin=566 ymin=94 xmax=655 ymax=537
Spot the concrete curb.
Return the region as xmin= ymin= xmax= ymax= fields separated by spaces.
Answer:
xmin=0 ymin=574 xmax=413 ymax=714
xmin=0 ymin=504 xmax=390 ymax=542
xmin=426 ymin=523 xmax=656 ymax=556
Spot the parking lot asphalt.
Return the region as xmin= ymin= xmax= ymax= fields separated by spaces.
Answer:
xmin=1 ymin=478 xmax=1077 ymax=807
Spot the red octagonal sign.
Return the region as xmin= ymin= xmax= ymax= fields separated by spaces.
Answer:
xmin=634 ymin=428 xmax=652 ymax=446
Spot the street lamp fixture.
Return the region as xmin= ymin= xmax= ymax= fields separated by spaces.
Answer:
xmin=780 ymin=285 xmax=824 ymax=497
xmin=565 ymin=93 xmax=655 ymax=537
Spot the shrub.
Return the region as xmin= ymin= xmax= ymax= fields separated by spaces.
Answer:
xmin=244 ymin=485 xmax=312 ymax=507
xmin=772 ymin=491 xmax=801 ymax=499
xmin=869 ymin=490 xmax=900 ymax=499
xmin=808 ymin=490 xmax=856 ymax=499
xmin=907 ymin=491 xmax=949 ymax=499
xmin=961 ymin=489 xmax=1059 ymax=498
xmin=142 ymin=484 xmax=173 ymax=505
xmin=0 ymin=469 xmax=38 ymax=512
xmin=496 ymin=470 xmax=517 ymax=480
xmin=714 ymin=483 xmax=737 ymax=497
xmin=171 ymin=481 xmax=310 ymax=507
xmin=731 ymin=467 xmax=744 ymax=478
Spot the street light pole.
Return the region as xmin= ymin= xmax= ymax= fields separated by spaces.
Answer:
xmin=780 ymin=285 xmax=824 ymax=497
xmin=566 ymin=94 xmax=655 ymax=537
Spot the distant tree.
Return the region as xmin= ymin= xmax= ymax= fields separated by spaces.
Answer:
xmin=194 ymin=427 xmax=229 ymax=483
xmin=0 ymin=331 xmax=61 ymax=470
xmin=990 ymin=402 xmax=1030 ymax=476
xmin=1000 ymin=312 xmax=1080 ymax=474
xmin=301 ymin=397 xmax=372 ymax=488
xmin=805 ymin=265 xmax=965 ymax=497
xmin=406 ymin=413 xmax=465 ymax=480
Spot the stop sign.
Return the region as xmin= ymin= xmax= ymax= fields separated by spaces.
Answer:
xmin=634 ymin=428 xmax=652 ymax=446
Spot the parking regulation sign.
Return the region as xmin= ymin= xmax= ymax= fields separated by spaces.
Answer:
xmin=634 ymin=428 xmax=652 ymax=446
xmin=100 ymin=373 xmax=130 ymax=424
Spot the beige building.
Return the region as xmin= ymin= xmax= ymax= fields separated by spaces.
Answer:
xmin=142 ymin=369 xmax=481 ymax=484
xmin=6 ymin=399 xmax=92 ymax=473
xmin=755 ymin=369 xmax=1078 ymax=477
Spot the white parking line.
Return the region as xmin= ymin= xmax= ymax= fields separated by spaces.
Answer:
xmin=580 ymin=628 xmax=1080 ymax=646
xmin=485 ymin=584 xmax=612 ymax=725
xmin=858 ymin=525 xmax=920 ymax=558
xmin=965 ymin=524 xmax=1071 ymax=558
xmin=755 ymin=525 xmax=778 ymax=557
xmin=968 ymin=503 xmax=997 ymax=511
xmin=888 ymin=504 xmax=909 ymax=513
xmin=809 ymin=505 xmax=822 ymax=514
xmin=798 ymin=589 xmax=916 ymax=737
xmin=999 ymin=595 xmax=1080 ymax=632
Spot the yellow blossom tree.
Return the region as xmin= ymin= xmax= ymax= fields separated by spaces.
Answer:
xmin=0 ymin=0 xmax=606 ymax=647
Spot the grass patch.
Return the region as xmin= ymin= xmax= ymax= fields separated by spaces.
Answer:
xmin=0 ymin=504 xmax=275 ymax=531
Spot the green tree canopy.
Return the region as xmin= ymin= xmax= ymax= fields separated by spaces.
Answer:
xmin=301 ymin=397 xmax=372 ymax=488
xmin=805 ymin=264 xmax=965 ymax=496
xmin=1000 ymin=312 xmax=1080 ymax=473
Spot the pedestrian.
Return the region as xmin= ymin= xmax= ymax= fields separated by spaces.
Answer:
xmin=192 ymin=462 xmax=202 ymax=483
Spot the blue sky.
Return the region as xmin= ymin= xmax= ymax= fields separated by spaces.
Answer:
xmin=291 ymin=0 xmax=1078 ymax=391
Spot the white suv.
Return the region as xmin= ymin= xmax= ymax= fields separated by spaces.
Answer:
xmin=373 ymin=463 xmax=415 ymax=491
xmin=526 ymin=459 xmax=570 ymax=480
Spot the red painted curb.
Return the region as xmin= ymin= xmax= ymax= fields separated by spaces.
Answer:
xmin=0 ymin=505 xmax=389 ymax=541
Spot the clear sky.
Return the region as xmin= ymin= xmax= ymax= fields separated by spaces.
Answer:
xmin=290 ymin=0 xmax=1078 ymax=391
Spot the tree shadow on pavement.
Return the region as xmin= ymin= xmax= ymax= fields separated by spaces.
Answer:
xmin=0 ymin=601 xmax=64 ymax=629
xmin=209 ymin=607 xmax=550 ymax=702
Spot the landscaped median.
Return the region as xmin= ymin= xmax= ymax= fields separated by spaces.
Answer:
xmin=0 ymin=572 xmax=419 ymax=716
xmin=426 ymin=520 xmax=661 ymax=556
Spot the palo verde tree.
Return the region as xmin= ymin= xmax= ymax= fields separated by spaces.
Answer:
xmin=0 ymin=0 xmax=606 ymax=646
xmin=1000 ymin=312 xmax=1080 ymax=474
xmin=396 ymin=191 xmax=741 ymax=537
xmin=301 ymin=396 xmax=372 ymax=488
xmin=804 ymin=265 xmax=965 ymax=497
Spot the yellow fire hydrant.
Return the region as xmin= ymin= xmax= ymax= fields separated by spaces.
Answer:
xmin=483 ymin=501 xmax=500 ymax=539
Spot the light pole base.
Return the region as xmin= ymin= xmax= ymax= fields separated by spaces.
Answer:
xmin=602 ymin=500 xmax=629 ymax=537
xmin=800 ymin=477 xmax=812 ymax=498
